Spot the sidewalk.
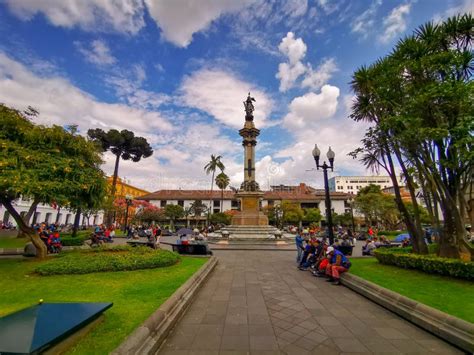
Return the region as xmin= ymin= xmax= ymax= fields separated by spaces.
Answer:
xmin=159 ymin=250 xmax=461 ymax=354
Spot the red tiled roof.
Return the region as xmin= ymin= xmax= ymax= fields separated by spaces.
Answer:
xmin=138 ymin=188 xmax=350 ymax=201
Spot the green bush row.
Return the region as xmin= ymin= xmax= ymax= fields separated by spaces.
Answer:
xmin=61 ymin=235 xmax=88 ymax=246
xmin=35 ymin=247 xmax=180 ymax=275
xmin=374 ymin=248 xmax=474 ymax=280
xmin=378 ymin=230 xmax=407 ymax=237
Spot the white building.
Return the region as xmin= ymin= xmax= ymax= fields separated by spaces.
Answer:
xmin=138 ymin=183 xmax=351 ymax=218
xmin=328 ymin=175 xmax=404 ymax=195
xmin=0 ymin=197 xmax=104 ymax=227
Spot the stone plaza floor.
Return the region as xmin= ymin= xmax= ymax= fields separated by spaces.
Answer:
xmin=158 ymin=251 xmax=463 ymax=354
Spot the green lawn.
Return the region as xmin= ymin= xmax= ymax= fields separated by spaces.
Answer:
xmin=0 ymin=256 xmax=207 ymax=354
xmin=350 ymin=258 xmax=474 ymax=323
xmin=0 ymin=236 xmax=28 ymax=248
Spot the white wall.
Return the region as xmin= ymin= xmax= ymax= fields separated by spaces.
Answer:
xmin=0 ymin=197 xmax=104 ymax=227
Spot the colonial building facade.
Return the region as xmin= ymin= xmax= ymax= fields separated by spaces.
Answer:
xmin=138 ymin=183 xmax=351 ymax=217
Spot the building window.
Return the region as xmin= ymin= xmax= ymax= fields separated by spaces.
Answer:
xmin=213 ymin=200 xmax=220 ymax=207
xmin=213 ymin=208 xmax=220 ymax=214
xmin=177 ymin=200 xmax=184 ymax=207
xmin=231 ymin=200 xmax=239 ymax=208
xmin=161 ymin=200 xmax=167 ymax=207
xmin=65 ymin=214 xmax=71 ymax=224
xmin=45 ymin=212 xmax=52 ymax=224
xmin=267 ymin=200 xmax=274 ymax=207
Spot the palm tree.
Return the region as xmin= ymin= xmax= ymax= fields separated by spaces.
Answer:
xmin=204 ymin=155 xmax=225 ymax=220
xmin=215 ymin=172 xmax=230 ymax=212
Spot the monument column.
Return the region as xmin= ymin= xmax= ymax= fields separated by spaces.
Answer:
xmin=231 ymin=93 xmax=269 ymax=226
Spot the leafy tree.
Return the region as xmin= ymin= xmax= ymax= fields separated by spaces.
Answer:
xmin=350 ymin=14 xmax=473 ymax=258
xmin=134 ymin=205 xmax=164 ymax=224
xmin=209 ymin=212 xmax=231 ymax=225
xmin=281 ymin=201 xmax=304 ymax=226
xmin=204 ymin=155 xmax=224 ymax=222
xmin=0 ymin=105 xmax=107 ymax=258
xmin=87 ymin=128 xmax=153 ymax=198
xmin=332 ymin=212 xmax=353 ymax=227
xmin=189 ymin=200 xmax=207 ymax=227
xmin=164 ymin=204 xmax=184 ymax=231
xmin=303 ymin=208 xmax=322 ymax=224
xmin=215 ymin=171 xmax=230 ymax=212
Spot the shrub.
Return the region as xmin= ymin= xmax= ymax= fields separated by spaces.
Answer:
xmin=35 ymin=247 xmax=180 ymax=275
xmin=378 ymin=230 xmax=407 ymax=237
xmin=374 ymin=248 xmax=474 ymax=280
xmin=61 ymin=235 xmax=87 ymax=246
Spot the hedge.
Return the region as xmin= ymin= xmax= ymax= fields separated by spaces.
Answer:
xmin=378 ymin=230 xmax=407 ymax=237
xmin=61 ymin=235 xmax=87 ymax=246
xmin=374 ymin=248 xmax=474 ymax=280
xmin=35 ymin=246 xmax=180 ymax=276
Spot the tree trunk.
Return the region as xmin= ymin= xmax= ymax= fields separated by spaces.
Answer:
xmin=221 ymin=188 xmax=224 ymax=212
xmin=0 ymin=197 xmax=47 ymax=258
xmin=107 ymin=153 xmax=121 ymax=225
xmin=17 ymin=199 xmax=39 ymax=238
xmin=55 ymin=206 xmax=61 ymax=224
xmin=208 ymin=171 xmax=215 ymax=225
xmin=72 ymin=208 xmax=81 ymax=238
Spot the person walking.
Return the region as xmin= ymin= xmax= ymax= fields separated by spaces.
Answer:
xmin=295 ymin=231 xmax=304 ymax=264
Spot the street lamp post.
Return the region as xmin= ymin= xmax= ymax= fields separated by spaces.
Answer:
xmin=348 ymin=197 xmax=355 ymax=233
xmin=312 ymin=144 xmax=335 ymax=245
xmin=124 ymin=194 xmax=133 ymax=232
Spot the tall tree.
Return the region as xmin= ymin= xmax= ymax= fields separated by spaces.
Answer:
xmin=204 ymin=155 xmax=224 ymax=220
xmin=164 ymin=204 xmax=184 ymax=231
xmin=215 ymin=172 xmax=230 ymax=212
xmin=189 ymin=200 xmax=207 ymax=227
xmin=87 ymin=128 xmax=153 ymax=198
xmin=350 ymin=14 xmax=473 ymax=258
xmin=0 ymin=105 xmax=107 ymax=258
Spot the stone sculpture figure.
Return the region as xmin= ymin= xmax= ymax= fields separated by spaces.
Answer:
xmin=243 ymin=92 xmax=255 ymax=120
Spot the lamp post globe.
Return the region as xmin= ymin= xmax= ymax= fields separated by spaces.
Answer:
xmin=327 ymin=147 xmax=335 ymax=170
xmin=312 ymin=144 xmax=321 ymax=167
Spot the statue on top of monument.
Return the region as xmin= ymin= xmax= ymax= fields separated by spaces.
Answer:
xmin=243 ymin=92 xmax=256 ymax=120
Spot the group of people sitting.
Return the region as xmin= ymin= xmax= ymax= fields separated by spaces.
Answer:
xmin=295 ymin=231 xmax=351 ymax=285
xmin=90 ymin=224 xmax=116 ymax=246
xmin=36 ymin=223 xmax=62 ymax=253
xmin=361 ymin=236 xmax=393 ymax=255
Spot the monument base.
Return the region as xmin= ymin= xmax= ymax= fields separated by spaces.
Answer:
xmin=231 ymin=191 xmax=268 ymax=226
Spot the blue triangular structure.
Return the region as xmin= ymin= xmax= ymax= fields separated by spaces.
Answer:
xmin=0 ymin=302 xmax=112 ymax=354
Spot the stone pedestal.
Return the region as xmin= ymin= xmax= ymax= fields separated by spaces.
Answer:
xmin=231 ymin=191 xmax=268 ymax=226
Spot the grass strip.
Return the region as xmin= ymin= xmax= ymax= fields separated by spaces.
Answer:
xmin=350 ymin=257 xmax=474 ymax=323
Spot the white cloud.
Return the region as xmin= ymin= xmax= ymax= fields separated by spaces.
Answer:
xmin=301 ymin=58 xmax=338 ymax=91
xmin=278 ymin=31 xmax=307 ymax=65
xmin=378 ymin=3 xmax=412 ymax=44
xmin=75 ymin=39 xmax=116 ymax=66
xmin=351 ymin=0 xmax=382 ymax=39
xmin=145 ymin=0 xmax=255 ymax=47
xmin=180 ymin=68 xmax=273 ymax=128
xmin=3 ymin=0 xmax=145 ymax=34
xmin=276 ymin=32 xmax=308 ymax=92
xmin=0 ymin=53 xmax=172 ymax=133
xmin=433 ymin=0 xmax=473 ymax=24
xmin=283 ymin=85 xmax=340 ymax=130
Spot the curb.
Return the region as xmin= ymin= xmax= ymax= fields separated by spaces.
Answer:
xmin=112 ymin=256 xmax=218 ymax=354
xmin=340 ymin=273 xmax=474 ymax=353
xmin=0 ymin=245 xmax=90 ymax=256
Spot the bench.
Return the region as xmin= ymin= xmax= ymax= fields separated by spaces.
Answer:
xmin=336 ymin=245 xmax=353 ymax=256
xmin=171 ymin=244 xmax=210 ymax=255
xmin=126 ymin=240 xmax=157 ymax=249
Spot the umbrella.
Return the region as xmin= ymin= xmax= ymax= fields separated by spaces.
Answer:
xmin=394 ymin=233 xmax=410 ymax=242
xmin=0 ymin=302 xmax=112 ymax=354
xmin=176 ymin=228 xmax=193 ymax=236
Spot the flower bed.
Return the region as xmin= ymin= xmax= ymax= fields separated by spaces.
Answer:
xmin=35 ymin=246 xmax=180 ymax=275
xmin=374 ymin=247 xmax=474 ymax=280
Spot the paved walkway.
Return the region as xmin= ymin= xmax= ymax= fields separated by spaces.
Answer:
xmin=159 ymin=251 xmax=462 ymax=354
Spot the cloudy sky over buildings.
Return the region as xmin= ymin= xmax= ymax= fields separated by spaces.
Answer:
xmin=0 ymin=0 xmax=471 ymax=191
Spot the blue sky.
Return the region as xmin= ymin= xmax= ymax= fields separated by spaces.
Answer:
xmin=0 ymin=0 xmax=471 ymax=191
